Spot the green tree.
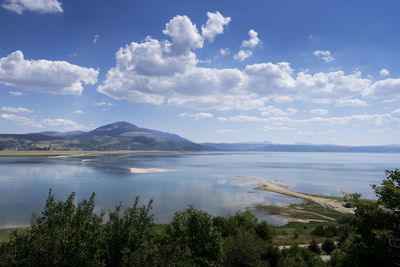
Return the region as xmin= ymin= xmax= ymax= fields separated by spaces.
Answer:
xmin=277 ymin=245 xmax=326 ymax=267
xmin=159 ymin=205 xmax=222 ymax=266
xmin=0 ymin=190 xmax=106 ymax=266
xmin=308 ymin=239 xmax=321 ymax=255
xmin=104 ymin=197 xmax=156 ymax=267
xmin=321 ymin=239 xmax=335 ymax=254
xmin=331 ymin=169 xmax=400 ymax=266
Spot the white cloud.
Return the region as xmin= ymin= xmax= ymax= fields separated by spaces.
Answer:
xmin=1 ymin=106 xmax=33 ymax=113
xmin=382 ymin=98 xmax=396 ymax=104
xmin=335 ymin=98 xmax=368 ymax=107
xmin=220 ymin=48 xmax=231 ymax=55
xmin=93 ymin=34 xmax=99 ymax=44
xmin=263 ymin=125 xmax=294 ymax=132
xmin=2 ymin=0 xmax=62 ymax=14
xmin=97 ymin=12 xmax=400 ymax=112
xmin=274 ymin=96 xmax=294 ymax=103
xmin=241 ymin=29 xmax=261 ymax=48
xmin=163 ymin=15 xmax=204 ymax=54
xmin=367 ymin=78 xmax=400 ymax=98
xmin=0 ymin=50 xmax=98 ymax=95
xmin=218 ymin=117 xmax=228 ymax=122
xmin=310 ymin=109 xmax=328 ymax=115
xmin=218 ymin=129 xmax=236 ymax=134
xmin=260 ymin=106 xmax=297 ymax=116
xmin=1 ymin=113 xmax=88 ymax=130
xmin=178 ymin=112 xmax=214 ymax=120
xmin=296 ymin=71 xmax=371 ymax=100
xmin=93 ymin=101 xmax=114 ymax=106
xmin=233 ymin=50 xmax=252 ymax=61
xmin=298 ymin=130 xmax=336 ymax=135
xmin=224 ymin=112 xmax=396 ymax=127
xmin=8 ymin=91 xmax=23 ymax=96
xmin=74 ymin=110 xmax=84 ymax=114
xmin=313 ymin=50 xmax=334 ymax=62
xmin=201 ymin=11 xmax=231 ymax=42
xmin=380 ymin=68 xmax=390 ymax=76
xmin=1 ymin=113 xmax=41 ymax=127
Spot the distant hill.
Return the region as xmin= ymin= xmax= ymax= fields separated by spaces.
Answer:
xmin=0 ymin=122 xmax=207 ymax=151
xmin=202 ymin=142 xmax=400 ymax=153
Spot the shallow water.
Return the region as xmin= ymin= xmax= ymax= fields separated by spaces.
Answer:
xmin=0 ymin=151 xmax=398 ymax=227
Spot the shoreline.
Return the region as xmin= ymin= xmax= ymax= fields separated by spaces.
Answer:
xmin=229 ymin=176 xmax=354 ymax=214
xmin=0 ymin=150 xmax=175 ymax=158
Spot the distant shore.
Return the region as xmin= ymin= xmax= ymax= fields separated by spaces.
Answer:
xmin=0 ymin=150 xmax=173 ymax=157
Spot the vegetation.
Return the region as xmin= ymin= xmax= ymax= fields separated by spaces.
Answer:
xmin=0 ymin=169 xmax=399 ymax=266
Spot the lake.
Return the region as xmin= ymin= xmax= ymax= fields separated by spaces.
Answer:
xmin=0 ymin=151 xmax=398 ymax=227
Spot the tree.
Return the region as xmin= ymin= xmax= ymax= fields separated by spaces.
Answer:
xmin=104 ymin=197 xmax=156 ymax=267
xmin=0 ymin=190 xmax=106 ymax=266
xmin=159 ymin=205 xmax=222 ymax=266
xmin=331 ymin=169 xmax=400 ymax=266
xmin=321 ymin=239 xmax=336 ymax=255
xmin=308 ymin=239 xmax=321 ymax=255
xmin=278 ymin=245 xmax=326 ymax=267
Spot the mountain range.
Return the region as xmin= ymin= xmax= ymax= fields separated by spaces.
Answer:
xmin=0 ymin=121 xmax=206 ymax=151
xmin=1 ymin=121 xmax=400 ymax=153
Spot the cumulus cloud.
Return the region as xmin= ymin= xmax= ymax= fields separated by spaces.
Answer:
xmin=93 ymin=101 xmax=114 ymax=106
xmin=74 ymin=110 xmax=84 ymax=114
xmin=380 ymin=68 xmax=390 ymax=76
xmin=8 ymin=91 xmax=23 ymax=96
xmin=260 ymin=106 xmax=297 ymax=116
xmin=0 ymin=50 xmax=98 ymax=95
xmin=1 ymin=113 xmax=88 ymax=130
xmin=313 ymin=50 xmax=334 ymax=62
xmin=201 ymin=11 xmax=231 ymax=42
xmin=233 ymin=50 xmax=252 ymax=61
xmin=335 ymin=98 xmax=368 ymax=107
xmin=0 ymin=113 xmax=41 ymax=127
xmin=310 ymin=109 xmax=328 ymax=115
xmin=274 ymin=96 xmax=294 ymax=103
xmin=1 ymin=106 xmax=33 ymax=113
xmin=367 ymin=78 xmax=400 ymax=98
xmin=178 ymin=112 xmax=214 ymax=120
xmin=2 ymin=0 xmax=62 ymax=14
xmin=241 ymin=29 xmax=261 ymax=48
xmin=220 ymin=48 xmax=231 ymax=55
xmin=97 ymin=12 xmax=400 ymax=112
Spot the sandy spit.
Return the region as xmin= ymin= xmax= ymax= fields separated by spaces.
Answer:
xmin=229 ymin=176 xmax=354 ymax=214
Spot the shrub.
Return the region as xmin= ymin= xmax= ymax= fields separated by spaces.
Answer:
xmin=308 ymin=239 xmax=321 ymax=254
xmin=322 ymin=239 xmax=336 ymax=255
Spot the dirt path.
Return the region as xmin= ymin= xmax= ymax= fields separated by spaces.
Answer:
xmin=230 ymin=176 xmax=354 ymax=214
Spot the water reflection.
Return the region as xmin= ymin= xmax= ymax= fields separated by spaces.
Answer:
xmin=0 ymin=152 xmax=399 ymax=227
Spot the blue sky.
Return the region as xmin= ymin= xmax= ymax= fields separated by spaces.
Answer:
xmin=1 ymin=0 xmax=400 ymax=145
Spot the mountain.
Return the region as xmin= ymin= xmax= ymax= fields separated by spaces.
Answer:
xmin=202 ymin=142 xmax=400 ymax=153
xmin=0 ymin=122 xmax=207 ymax=151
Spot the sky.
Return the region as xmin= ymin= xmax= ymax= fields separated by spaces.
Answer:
xmin=1 ymin=0 xmax=400 ymax=145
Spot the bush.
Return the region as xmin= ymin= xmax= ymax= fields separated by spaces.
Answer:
xmin=308 ymin=239 xmax=321 ymax=255
xmin=321 ymin=239 xmax=336 ymax=255
xmin=159 ymin=205 xmax=222 ymax=266
xmin=311 ymin=225 xmax=325 ymax=236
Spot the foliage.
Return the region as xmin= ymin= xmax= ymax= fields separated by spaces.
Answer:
xmin=159 ymin=205 xmax=222 ymax=266
xmin=278 ymin=245 xmax=326 ymax=267
xmin=321 ymin=239 xmax=336 ymax=254
xmin=308 ymin=239 xmax=321 ymax=254
xmin=331 ymin=169 xmax=400 ymax=266
xmin=104 ymin=197 xmax=156 ymax=266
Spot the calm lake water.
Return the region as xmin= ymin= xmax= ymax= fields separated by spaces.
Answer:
xmin=0 ymin=151 xmax=399 ymax=227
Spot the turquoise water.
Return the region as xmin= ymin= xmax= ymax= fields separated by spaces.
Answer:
xmin=0 ymin=152 xmax=398 ymax=227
